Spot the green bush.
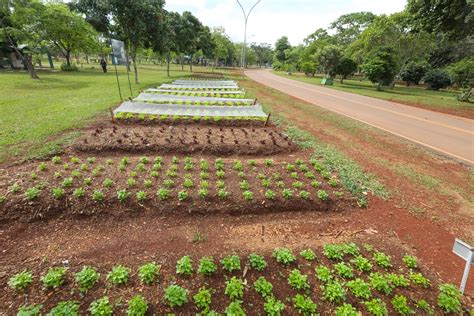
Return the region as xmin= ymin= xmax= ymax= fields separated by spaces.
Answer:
xmin=293 ymin=294 xmax=317 ymax=314
xmin=60 ymin=63 xmax=78 ymax=72
xmin=288 ymin=269 xmax=310 ymax=291
xmin=106 ymin=265 xmax=130 ymax=285
xmin=254 ymin=276 xmax=273 ymax=298
xmin=198 ymin=257 xmax=217 ymax=276
xmin=437 ymin=283 xmax=462 ymax=313
xmin=365 ymin=298 xmax=388 ymax=316
xmin=423 ymin=69 xmax=451 ymax=90
xmin=321 ymin=280 xmax=346 ymax=303
xmin=335 ymin=303 xmax=359 ymax=316
xmin=248 ymin=253 xmax=267 ymax=271
xmin=176 ymin=255 xmax=193 ymax=276
xmin=225 ymin=300 xmax=245 ymax=315
xmin=272 ymin=248 xmax=296 ymax=265
xmin=17 ymin=304 xmax=42 ymax=316
xmin=264 ymin=297 xmax=285 ymax=316
xmin=220 ymin=254 xmax=241 ymax=272
xmin=193 ymin=287 xmax=212 ymax=311
xmin=225 ymin=276 xmax=245 ymax=300
xmin=391 ymin=295 xmax=413 ymax=315
xmin=164 ymin=284 xmax=189 ymax=307
xmin=400 ymin=61 xmax=428 ymax=85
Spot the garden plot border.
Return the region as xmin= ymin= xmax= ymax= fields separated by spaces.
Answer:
xmin=173 ymin=80 xmax=237 ymax=86
xmin=114 ymin=101 xmax=267 ymax=117
xmin=136 ymin=93 xmax=254 ymax=104
xmin=161 ymin=84 xmax=240 ymax=90
xmin=149 ymin=88 xmax=245 ymax=95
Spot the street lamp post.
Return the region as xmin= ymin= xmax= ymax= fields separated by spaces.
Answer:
xmin=237 ymin=0 xmax=261 ymax=69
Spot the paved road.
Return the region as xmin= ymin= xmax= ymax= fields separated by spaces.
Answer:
xmin=246 ymin=69 xmax=474 ymax=165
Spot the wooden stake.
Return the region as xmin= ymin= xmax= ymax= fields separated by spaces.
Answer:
xmin=264 ymin=113 xmax=271 ymax=126
xmin=253 ymin=98 xmax=258 ymax=105
xmin=109 ymin=107 xmax=115 ymax=123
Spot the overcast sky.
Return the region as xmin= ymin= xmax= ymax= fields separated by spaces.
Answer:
xmin=165 ymin=0 xmax=407 ymax=46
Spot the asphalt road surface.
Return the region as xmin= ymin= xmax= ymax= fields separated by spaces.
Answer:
xmin=246 ymin=69 xmax=474 ymax=165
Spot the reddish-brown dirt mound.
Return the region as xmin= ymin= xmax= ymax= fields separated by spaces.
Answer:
xmin=72 ymin=123 xmax=298 ymax=156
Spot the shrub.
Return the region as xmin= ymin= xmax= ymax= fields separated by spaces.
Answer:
xmin=369 ymin=272 xmax=393 ymax=295
xmin=138 ymin=262 xmax=160 ymax=285
xmin=47 ymin=301 xmax=79 ymax=316
xmin=60 ymin=63 xmax=78 ymax=72
xmin=400 ymin=61 xmax=428 ymax=85
xmin=89 ymin=297 xmax=113 ymax=316
xmin=361 ymin=46 xmax=398 ymax=90
xmin=75 ymin=266 xmax=100 ymax=293
xmin=164 ymin=284 xmax=189 ymax=307
xmin=409 ymin=272 xmax=430 ymax=288
xmin=248 ymin=253 xmax=267 ymax=271
xmin=221 ymin=254 xmax=241 ymax=272
xmin=193 ymin=287 xmax=212 ymax=311
xmin=225 ymin=300 xmax=245 ymax=315
xmin=41 ymin=267 xmax=67 ymax=289
xmin=107 ymin=265 xmax=130 ymax=285
xmin=365 ymin=298 xmax=388 ymax=316
xmin=264 ymin=297 xmax=285 ymax=316
xmin=127 ymin=295 xmax=148 ymax=316
xmin=447 ymin=57 xmax=474 ymax=88
xmin=254 ymin=276 xmax=273 ymax=298
xmin=387 ymin=273 xmax=410 ymax=288
xmin=225 ymin=277 xmax=245 ymax=300
xmin=437 ymin=283 xmax=461 ymax=313
xmin=272 ymin=248 xmax=296 ymax=265
xmin=176 ymin=255 xmax=193 ymax=276
xmin=300 ymin=249 xmax=316 ymax=261
xmin=301 ymin=61 xmax=317 ymax=77
xmin=391 ymin=295 xmax=413 ymax=315
xmin=423 ymin=69 xmax=451 ymax=90
xmin=335 ymin=304 xmax=359 ymax=316
xmin=17 ymin=304 xmax=42 ymax=316
xmin=198 ymin=257 xmax=217 ymax=276
xmin=288 ymin=269 xmax=310 ymax=291
xmin=351 ymin=255 xmax=373 ymax=272
xmin=8 ymin=270 xmax=33 ymax=291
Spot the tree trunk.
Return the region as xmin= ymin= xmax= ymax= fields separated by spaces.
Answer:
xmin=189 ymin=54 xmax=193 ymax=72
xmin=24 ymin=54 xmax=39 ymax=79
xmin=65 ymin=51 xmax=71 ymax=67
xmin=85 ymin=55 xmax=89 ymax=64
xmin=181 ymin=55 xmax=184 ymax=71
xmin=132 ymin=53 xmax=139 ymax=84
xmin=166 ymin=50 xmax=170 ymax=77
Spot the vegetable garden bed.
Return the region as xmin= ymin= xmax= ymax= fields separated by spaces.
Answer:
xmin=148 ymin=90 xmax=246 ymax=98
xmin=0 ymin=155 xmax=354 ymax=222
xmin=158 ymin=84 xmax=240 ymax=91
xmin=2 ymin=242 xmax=464 ymax=315
xmin=73 ymin=123 xmax=298 ymax=156
xmin=135 ymin=93 xmax=253 ymax=106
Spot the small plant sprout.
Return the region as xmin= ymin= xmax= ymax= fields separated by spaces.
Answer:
xmin=178 ymin=190 xmax=189 ymax=201
xmin=198 ymin=257 xmax=217 ymax=276
xmin=138 ymin=262 xmax=160 ymax=285
xmin=62 ymin=177 xmax=73 ymax=188
xmin=164 ymin=284 xmax=189 ymax=307
xmin=157 ymin=188 xmax=169 ymax=200
xmin=218 ymin=188 xmax=229 ymax=199
xmin=248 ymin=253 xmax=267 ymax=271
xmin=92 ymin=190 xmax=104 ymax=202
xmin=37 ymin=162 xmax=47 ymax=171
xmin=437 ymin=283 xmax=462 ymax=314
xmin=369 ymin=272 xmax=394 ymax=295
xmin=346 ymin=278 xmax=371 ymax=299
xmin=272 ymin=248 xmax=296 ymax=265
xmin=107 ymin=265 xmax=130 ymax=285
xmin=288 ymin=269 xmax=310 ymax=291
xmin=193 ymin=287 xmax=212 ymax=311
xmin=391 ymin=295 xmax=413 ymax=315
xmin=41 ymin=267 xmax=68 ymax=289
xmin=321 ymin=280 xmax=346 ymax=304
xmin=73 ymin=188 xmax=85 ymax=198
xmin=70 ymin=157 xmax=80 ymax=164
xmin=403 ymin=254 xmax=418 ymax=269
xmin=300 ymin=249 xmax=316 ymax=261
xmin=265 ymin=189 xmax=276 ymax=200
xmin=25 ymin=187 xmax=40 ymax=201
xmin=8 ymin=270 xmax=33 ymax=291
xmin=136 ymin=191 xmax=147 ymax=202
xmin=143 ymin=179 xmax=153 ymax=188
xmin=299 ymin=190 xmax=310 ymax=200
xmin=103 ymin=178 xmax=114 ymax=188
xmin=75 ymin=266 xmax=100 ymax=293
xmin=220 ymin=254 xmax=241 ymax=272
xmin=89 ymin=297 xmax=113 ymax=316
xmin=127 ymin=295 xmax=148 ymax=316
xmin=351 ymin=255 xmax=373 ymax=272
xmin=315 ymin=265 xmax=333 ymax=283
xmin=282 ymin=188 xmax=293 ymax=200
xmin=311 ymin=180 xmax=321 ymax=188
xmin=317 ymin=190 xmax=329 ymax=201
xmin=334 ymin=262 xmax=354 ymax=279
xmin=17 ymin=304 xmax=42 ymax=316
xmin=225 ymin=276 xmax=245 ymax=300
xmin=365 ymin=298 xmax=388 ymax=316
xmin=264 ymin=158 xmax=274 ymax=166
xmin=243 ymin=190 xmax=253 ymax=201
xmin=176 ymin=255 xmax=193 ymax=276
xmin=116 ymin=189 xmax=130 ymax=202
xmin=293 ymin=294 xmax=318 ymax=315
xmin=84 ymin=177 xmax=92 ymax=186
xmin=51 ymin=187 xmax=65 ymax=200
xmin=254 ymin=276 xmax=273 ymax=298
xmin=409 ymin=271 xmax=431 ymax=288
xmin=52 ymin=156 xmax=61 ymax=164
xmin=225 ymin=301 xmax=245 ymax=315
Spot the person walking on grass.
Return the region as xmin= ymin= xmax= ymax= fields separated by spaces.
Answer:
xmin=100 ymin=58 xmax=107 ymax=73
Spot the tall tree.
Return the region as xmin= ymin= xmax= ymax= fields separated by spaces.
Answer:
xmin=250 ymin=42 xmax=273 ymax=67
xmin=39 ymin=3 xmax=98 ymax=67
xmin=274 ymin=36 xmax=291 ymax=63
xmin=212 ymin=27 xmax=233 ymax=68
xmin=361 ymin=46 xmax=398 ymax=90
xmin=316 ymin=45 xmax=342 ymax=77
xmin=407 ymin=0 xmax=474 ymax=40
xmin=330 ymin=12 xmax=376 ymax=46
xmin=0 ymin=0 xmax=44 ymax=79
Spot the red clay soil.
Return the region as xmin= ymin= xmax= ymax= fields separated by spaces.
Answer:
xmin=72 ymin=123 xmax=298 ymax=157
xmin=238 ymin=74 xmax=474 ymax=297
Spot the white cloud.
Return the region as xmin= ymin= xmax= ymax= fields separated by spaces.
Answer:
xmin=165 ymin=0 xmax=407 ymax=46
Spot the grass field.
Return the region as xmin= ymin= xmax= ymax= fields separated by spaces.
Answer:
xmin=0 ymin=64 xmax=193 ymax=164
xmin=272 ymin=71 xmax=474 ymax=118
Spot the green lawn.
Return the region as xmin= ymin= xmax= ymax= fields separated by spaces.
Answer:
xmin=273 ymin=71 xmax=473 ymax=117
xmin=0 ymin=64 xmax=191 ymax=164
